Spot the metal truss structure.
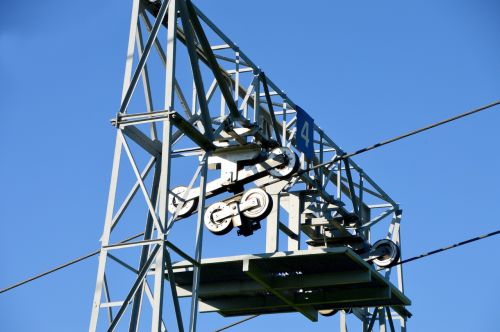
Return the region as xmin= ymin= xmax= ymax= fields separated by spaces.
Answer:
xmin=89 ymin=0 xmax=411 ymax=331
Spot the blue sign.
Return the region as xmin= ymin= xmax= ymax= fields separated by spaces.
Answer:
xmin=295 ymin=106 xmax=314 ymax=160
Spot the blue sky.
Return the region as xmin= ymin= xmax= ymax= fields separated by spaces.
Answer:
xmin=1 ymin=0 xmax=499 ymax=331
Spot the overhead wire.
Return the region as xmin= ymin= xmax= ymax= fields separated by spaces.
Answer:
xmin=0 ymin=232 xmax=145 ymax=295
xmin=301 ymin=100 xmax=500 ymax=174
xmin=0 ymin=250 xmax=100 ymax=295
xmin=213 ymin=315 xmax=260 ymax=332
xmin=215 ymin=228 xmax=500 ymax=331
xmin=385 ymin=228 xmax=500 ymax=269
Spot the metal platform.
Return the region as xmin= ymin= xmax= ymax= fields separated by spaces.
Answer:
xmin=170 ymin=248 xmax=411 ymax=322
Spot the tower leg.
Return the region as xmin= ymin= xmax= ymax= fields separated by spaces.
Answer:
xmin=128 ymin=160 xmax=162 ymax=332
xmin=151 ymin=0 xmax=177 ymax=329
xmin=189 ymin=156 xmax=209 ymax=332
xmin=89 ymin=136 xmax=124 ymax=332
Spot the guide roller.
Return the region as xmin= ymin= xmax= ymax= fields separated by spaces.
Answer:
xmin=204 ymin=188 xmax=272 ymax=236
xmin=266 ymin=147 xmax=299 ymax=179
xmin=240 ymin=188 xmax=273 ymax=220
xmin=370 ymin=239 xmax=400 ymax=268
xmin=168 ymin=186 xmax=199 ymax=217
xmin=204 ymin=201 xmax=234 ymax=235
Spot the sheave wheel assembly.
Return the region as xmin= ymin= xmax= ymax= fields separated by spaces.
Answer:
xmin=168 ymin=186 xmax=198 ymax=217
xmin=204 ymin=201 xmax=234 ymax=235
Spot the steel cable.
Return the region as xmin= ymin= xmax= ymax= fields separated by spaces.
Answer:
xmin=301 ymin=100 xmax=500 ymax=174
xmin=214 ymin=228 xmax=500 ymax=331
xmin=385 ymin=228 xmax=500 ymax=269
xmin=0 ymin=232 xmax=145 ymax=294
xmin=213 ymin=315 xmax=260 ymax=332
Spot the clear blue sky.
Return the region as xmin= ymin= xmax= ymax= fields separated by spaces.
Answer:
xmin=1 ymin=0 xmax=499 ymax=331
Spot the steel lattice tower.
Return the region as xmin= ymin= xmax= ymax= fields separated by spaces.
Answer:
xmin=89 ymin=1 xmax=410 ymax=331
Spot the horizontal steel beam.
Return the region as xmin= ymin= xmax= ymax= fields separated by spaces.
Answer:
xmin=176 ymin=269 xmax=371 ymax=298
xmin=199 ymin=286 xmax=391 ymax=313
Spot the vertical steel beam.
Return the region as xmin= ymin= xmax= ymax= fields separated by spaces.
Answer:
xmin=282 ymin=99 xmax=288 ymax=146
xmin=386 ymin=307 xmax=396 ymax=332
xmin=359 ymin=172 xmax=364 ymax=221
xmin=287 ymin=193 xmax=301 ymax=251
xmin=128 ymin=159 xmax=162 ymax=332
xmin=89 ymin=132 xmax=124 ymax=332
xmin=151 ymin=0 xmax=177 ymax=331
xmin=379 ymin=306 xmax=387 ymax=332
xmin=395 ymin=223 xmax=407 ymax=332
xmin=234 ymin=49 xmax=240 ymax=105
xmin=119 ymin=0 xmax=171 ymax=114
xmin=165 ymin=250 xmax=185 ymax=331
xmin=253 ymin=72 xmax=261 ymax=126
xmin=89 ymin=1 xmax=141 ymax=327
xmin=220 ymin=86 xmax=227 ymax=117
xmin=103 ymin=274 xmax=113 ymax=324
xmin=340 ymin=310 xmax=348 ymax=332
xmin=266 ymin=193 xmax=280 ymax=253
xmin=188 ymin=155 xmax=209 ymax=332
xmin=121 ymin=0 xmax=141 ymax=103
xmin=336 ymin=160 xmax=342 ymax=200
xmin=265 ymin=182 xmax=287 ymax=253
xmin=319 ymin=134 xmax=324 ymax=187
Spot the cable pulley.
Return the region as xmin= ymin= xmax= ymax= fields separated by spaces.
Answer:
xmin=204 ymin=187 xmax=272 ymax=237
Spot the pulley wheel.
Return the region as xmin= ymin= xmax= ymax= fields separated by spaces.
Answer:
xmin=240 ymin=188 xmax=273 ymax=221
xmin=204 ymin=201 xmax=234 ymax=235
xmin=267 ymin=147 xmax=299 ymax=179
xmin=168 ymin=186 xmax=198 ymax=217
xmin=319 ymin=309 xmax=338 ymax=317
xmin=371 ymin=239 xmax=400 ymax=268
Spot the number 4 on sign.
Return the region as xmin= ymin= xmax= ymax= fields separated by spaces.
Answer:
xmin=295 ymin=106 xmax=314 ymax=160
xmin=300 ymin=121 xmax=310 ymax=147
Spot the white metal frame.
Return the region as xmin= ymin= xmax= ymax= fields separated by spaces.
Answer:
xmin=89 ymin=1 xmax=409 ymax=331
